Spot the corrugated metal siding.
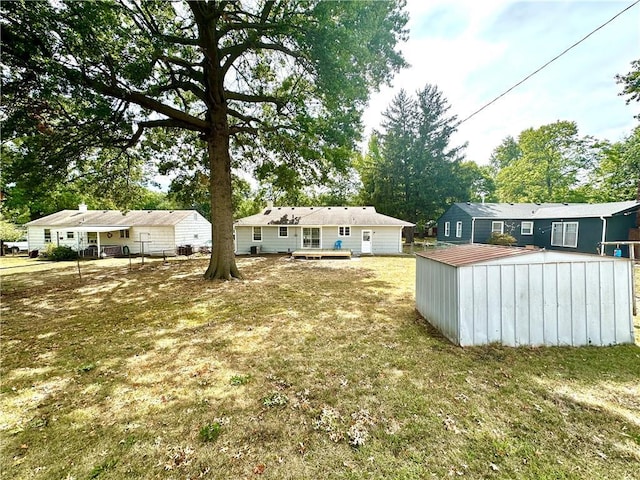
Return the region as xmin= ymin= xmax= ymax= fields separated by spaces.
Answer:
xmin=452 ymin=260 xmax=634 ymax=346
xmin=416 ymin=256 xmax=459 ymax=344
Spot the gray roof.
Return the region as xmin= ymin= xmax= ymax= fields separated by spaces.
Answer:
xmin=26 ymin=209 xmax=201 ymax=227
xmin=234 ymin=206 xmax=414 ymax=227
xmin=455 ymin=201 xmax=639 ymax=219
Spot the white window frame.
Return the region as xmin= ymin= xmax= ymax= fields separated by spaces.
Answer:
xmin=491 ymin=221 xmax=504 ymax=234
xmin=119 ymin=229 xmax=130 ymax=239
xmin=302 ymin=227 xmax=321 ymax=249
xmin=66 ymin=231 xmax=75 ymax=239
xmin=278 ymin=226 xmax=288 ymax=238
xmin=444 ymin=222 xmax=450 ymax=237
xmin=338 ymin=226 xmax=351 ymax=237
xmin=551 ymin=221 xmax=578 ymax=248
xmin=44 ymin=229 xmax=51 ymax=243
xmin=455 ymin=221 xmax=462 ymax=238
xmin=521 ymin=221 xmax=534 ymax=236
xmin=253 ymin=226 xmax=262 ymax=242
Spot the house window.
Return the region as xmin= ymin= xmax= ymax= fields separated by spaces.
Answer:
xmin=521 ymin=221 xmax=534 ymax=236
xmin=278 ymin=226 xmax=288 ymax=238
xmin=66 ymin=231 xmax=74 ymax=239
xmin=338 ymin=226 xmax=351 ymax=237
xmin=119 ymin=229 xmax=130 ymax=239
xmin=253 ymin=227 xmax=262 ymax=242
xmin=491 ymin=221 xmax=504 ymax=234
xmin=551 ymin=222 xmax=578 ymax=248
xmin=44 ymin=229 xmax=51 ymax=243
xmin=444 ymin=222 xmax=450 ymax=237
xmin=303 ymin=227 xmax=320 ymax=248
xmin=455 ymin=221 xmax=462 ymax=238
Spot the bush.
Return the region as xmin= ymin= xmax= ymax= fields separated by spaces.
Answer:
xmin=45 ymin=245 xmax=79 ymax=261
xmin=488 ymin=232 xmax=517 ymax=246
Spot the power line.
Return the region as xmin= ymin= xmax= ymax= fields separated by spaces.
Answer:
xmin=459 ymin=0 xmax=640 ymax=125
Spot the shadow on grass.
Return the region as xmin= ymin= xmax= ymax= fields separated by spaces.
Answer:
xmin=1 ymin=256 xmax=639 ymax=479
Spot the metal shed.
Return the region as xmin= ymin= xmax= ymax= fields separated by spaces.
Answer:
xmin=415 ymin=244 xmax=635 ymax=347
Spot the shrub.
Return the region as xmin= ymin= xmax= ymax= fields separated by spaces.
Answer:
xmin=45 ymin=245 xmax=79 ymax=261
xmin=488 ymin=232 xmax=517 ymax=246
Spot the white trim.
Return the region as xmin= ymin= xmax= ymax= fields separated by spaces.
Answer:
xmin=444 ymin=221 xmax=450 ymax=237
xmin=338 ymin=226 xmax=351 ymax=237
xmin=455 ymin=221 xmax=462 ymax=238
xmin=302 ymin=227 xmax=321 ymax=249
xmin=551 ymin=221 xmax=579 ymax=248
xmin=521 ymin=221 xmax=534 ymax=235
xmin=491 ymin=221 xmax=504 ymax=234
xmin=361 ymin=229 xmax=372 ymax=254
xmin=253 ymin=226 xmax=263 ymax=242
xmin=278 ymin=226 xmax=289 ymax=238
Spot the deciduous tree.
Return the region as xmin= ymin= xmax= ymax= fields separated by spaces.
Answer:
xmin=1 ymin=0 xmax=408 ymax=279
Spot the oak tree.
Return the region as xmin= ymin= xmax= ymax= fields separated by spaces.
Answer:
xmin=1 ymin=0 xmax=408 ymax=279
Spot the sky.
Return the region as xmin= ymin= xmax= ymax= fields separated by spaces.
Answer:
xmin=363 ymin=0 xmax=640 ymax=165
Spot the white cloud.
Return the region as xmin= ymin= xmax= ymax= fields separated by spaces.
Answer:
xmin=364 ymin=0 xmax=640 ymax=164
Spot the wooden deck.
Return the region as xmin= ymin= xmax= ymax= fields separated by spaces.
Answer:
xmin=292 ymin=249 xmax=352 ymax=260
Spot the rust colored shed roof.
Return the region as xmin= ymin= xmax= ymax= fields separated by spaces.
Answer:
xmin=416 ymin=244 xmax=539 ymax=267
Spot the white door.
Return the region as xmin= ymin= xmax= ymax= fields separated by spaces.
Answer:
xmin=361 ymin=230 xmax=372 ymax=254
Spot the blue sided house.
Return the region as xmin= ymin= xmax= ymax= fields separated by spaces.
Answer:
xmin=437 ymin=201 xmax=640 ymax=257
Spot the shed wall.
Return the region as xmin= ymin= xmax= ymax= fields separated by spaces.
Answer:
xmin=455 ymin=260 xmax=633 ymax=346
xmin=415 ymin=256 xmax=459 ymax=344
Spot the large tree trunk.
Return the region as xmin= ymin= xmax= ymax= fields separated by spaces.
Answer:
xmin=204 ymin=136 xmax=242 ymax=280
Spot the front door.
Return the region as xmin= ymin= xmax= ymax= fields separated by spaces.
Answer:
xmin=361 ymin=230 xmax=372 ymax=254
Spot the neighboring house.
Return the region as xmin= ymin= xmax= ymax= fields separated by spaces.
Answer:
xmin=234 ymin=206 xmax=414 ymax=255
xmin=437 ymin=201 xmax=640 ymax=256
xmin=25 ymin=204 xmax=211 ymax=256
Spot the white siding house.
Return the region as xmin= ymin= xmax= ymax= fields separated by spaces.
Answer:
xmin=25 ymin=205 xmax=211 ymax=256
xmin=234 ymin=206 xmax=414 ymax=255
xmin=416 ymin=244 xmax=635 ymax=347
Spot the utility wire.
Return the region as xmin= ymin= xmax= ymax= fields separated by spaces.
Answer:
xmin=459 ymin=0 xmax=640 ymax=125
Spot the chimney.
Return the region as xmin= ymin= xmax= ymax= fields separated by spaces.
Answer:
xmin=79 ymin=203 xmax=88 ymax=212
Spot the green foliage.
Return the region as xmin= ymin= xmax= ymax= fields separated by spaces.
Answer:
xmin=1 ymin=0 xmax=409 ymax=279
xmin=199 ymin=422 xmax=222 ymax=443
xmin=0 ymin=216 xmax=24 ymax=241
xmin=494 ymin=121 xmax=597 ymax=202
xmin=45 ymin=245 xmax=79 ymax=261
xmin=488 ymin=232 xmax=517 ymax=246
xmin=357 ymin=85 xmax=467 ymax=224
xmin=588 ymin=126 xmax=640 ymax=202
xmin=616 ymin=58 xmax=640 ymax=118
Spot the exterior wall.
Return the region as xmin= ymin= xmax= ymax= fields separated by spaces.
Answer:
xmin=473 ymin=219 xmax=536 ymax=246
xmin=235 ymin=225 xmax=402 ymax=255
xmin=235 ymin=225 xmax=404 ymax=254
xmin=27 ymin=225 xmax=178 ymax=255
xmin=27 ymin=226 xmax=51 ymax=252
xmin=437 ymin=205 xmax=472 ymax=244
xmin=174 ymin=212 xmax=212 ymax=249
xmin=453 ymin=258 xmax=634 ymax=347
xmin=604 ymin=214 xmax=637 ymax=257
xmin=415 ymin=256 xmax=459 ymax=344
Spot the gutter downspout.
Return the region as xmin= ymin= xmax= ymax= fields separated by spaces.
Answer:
xmin=471 ymin=218 xmax=476 ymax=244
xmin=599 ymin=216 xmax=606 ymax=255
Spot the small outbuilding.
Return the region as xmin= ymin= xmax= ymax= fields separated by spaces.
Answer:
xmin=415 ymin=244 xmax=635 ymax=347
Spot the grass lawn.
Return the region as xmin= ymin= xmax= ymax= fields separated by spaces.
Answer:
xmin=1 ymin=256 xmax=639 ymax=479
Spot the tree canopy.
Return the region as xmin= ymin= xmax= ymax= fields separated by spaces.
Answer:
xmin=1 ymin=0 xmax=408 ymax=279
xmin=357 ymin=84 xmax=466 ymax=226
xmin=493 ymin=121 xmax=597 ymax=203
